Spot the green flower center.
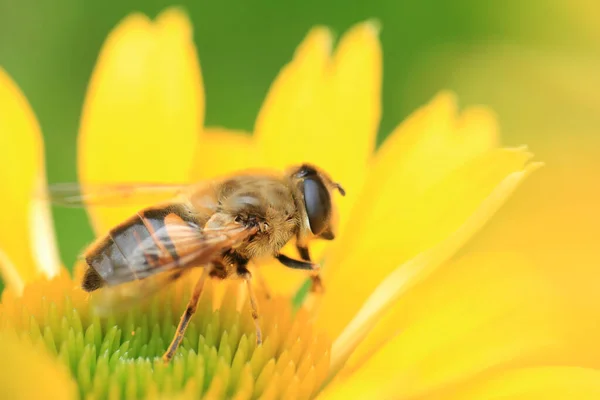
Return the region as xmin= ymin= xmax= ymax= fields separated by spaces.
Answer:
xmin=0 ymin=272 xmax=330 ymax=399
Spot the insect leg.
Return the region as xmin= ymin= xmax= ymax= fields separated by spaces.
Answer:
xmin=162 ymin=267 xmax=210 ymax=363
xmin=236 ymin=265 xmax=263 ymax=346
xmin=245 ymin=277 xmax=263 ymax=345
xmin=294 ymin=246 xmax=325 ymax=293
xmin=296 ymin=245 xmax=311 ymax=261
xmin=275 ymin=253 xmax=315 ymax=270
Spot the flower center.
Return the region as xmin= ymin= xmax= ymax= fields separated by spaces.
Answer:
xmin=0 ymin=271 xmax=331 ymax=399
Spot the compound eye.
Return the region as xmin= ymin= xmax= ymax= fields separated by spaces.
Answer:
xmin=303 ymin=176 xmax=331 ymax=235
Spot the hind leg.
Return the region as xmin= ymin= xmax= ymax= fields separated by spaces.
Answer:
xmin=162 ymin=267 xmax=209 ymax=363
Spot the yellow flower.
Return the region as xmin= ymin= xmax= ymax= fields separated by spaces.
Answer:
xmin=1 ymin=7 xmax=599 ymax=399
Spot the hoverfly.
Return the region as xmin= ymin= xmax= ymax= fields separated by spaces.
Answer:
xmin=49 ymin=164 xmax=345 ymax=363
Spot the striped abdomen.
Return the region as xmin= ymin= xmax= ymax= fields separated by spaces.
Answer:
xmin=82 ymin=204 xmax=201 ymax=292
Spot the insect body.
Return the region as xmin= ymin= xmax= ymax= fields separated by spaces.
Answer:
xmin=50 ymin=164 xmax=345 ymax=362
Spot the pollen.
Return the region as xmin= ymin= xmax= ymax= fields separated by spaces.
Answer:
xmin=0 ymin=269 xmax=331 ymax=399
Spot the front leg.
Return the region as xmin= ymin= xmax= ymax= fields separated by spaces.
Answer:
xmin=276 ymin=253 xmax=317 ymax=270
xmin=297 ymin=245 xmax=324 ymax=293
xmin=279 ymin=248 xmax=324 ymax=293
xmin=297 ymin=245 xmax=311 ymax=261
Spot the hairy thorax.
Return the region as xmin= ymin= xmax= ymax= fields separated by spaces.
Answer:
xmin=214 ymin=175 xmax=300 ymax=260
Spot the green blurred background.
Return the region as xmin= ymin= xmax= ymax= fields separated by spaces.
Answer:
xmin=0 ymin=0 xmax=598 ymax=277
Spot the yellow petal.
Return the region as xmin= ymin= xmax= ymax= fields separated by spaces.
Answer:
xmin=416 ymin=46 xmax=600 ymax=368
xmin=0 ymin=331 xmax=77 ymax=399
xmin=322 ymin=367 xmax=600 ymax=400
xmin=322 ymin=252 xmax=568 ymax=399
xmin=0 ymin=68 xmax=60 ymax=293
xmin=407 ymin=46 xmax=600 ymax=272
xmin=254 ymin=21 xmax=381 ymax=295
xmin=319 ymin=148 xmax=538 ymax=340
xmin=316 ymin=93 xmax=527 ymax=339
xmin=326 ymin=156 xmax=539 ymax=375
xmin=448 ymin=367 xmax=600 ymax=400
xmin=253 ymin=26 xmax=330 ymax=170
xmin=466 ymin=156 xmax=600 ymax=368
xmin=254 ymin=21 xmax=381 ymax=228
xmin=78 ymin=7 xmax=204 ymax=235
xmin=190 ymin=127 xmax=259 ymax=181
xmin=324 ymin=91 xmax=497 ymax=280
xmin=324 ymin=20 xmax=382 ymax=206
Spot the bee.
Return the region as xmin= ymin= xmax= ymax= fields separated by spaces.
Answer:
xmin=49 ymin=164 xmax=345 ymax=363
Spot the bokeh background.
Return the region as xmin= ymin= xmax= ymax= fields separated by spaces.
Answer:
xmin=0 ymin=0 xmax=598 ymax=288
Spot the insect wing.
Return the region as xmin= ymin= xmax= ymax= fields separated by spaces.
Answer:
xmin=100 ymin=216 xmax=256 ymax=286
xmin=45 ymin=182 xmax=192 ymax=207
xmin=88 ymin=268 xmax=192 ymax=316
xmin=88 ymin=220 xmax=258 ymax=313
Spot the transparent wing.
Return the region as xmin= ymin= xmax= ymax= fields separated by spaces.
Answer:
xmin=88 ymin=268 xmax=193 ymax=316
xmin=44 ymin=182 xmax=191 ymax=207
